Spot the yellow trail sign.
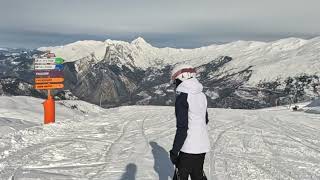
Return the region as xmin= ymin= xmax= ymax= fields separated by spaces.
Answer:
xmin=35 ymin=77 xmax=64 ymax=83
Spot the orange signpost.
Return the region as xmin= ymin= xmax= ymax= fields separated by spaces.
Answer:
xmin=35 ymin=83 xmax=64 ymax=90
xmin=34 ymin=53 xmax=65 ymax=124
xmin=43 ymin=95 xmax=55 ymax=124
xmin=35 ymin=77 xmax=64 ymax=83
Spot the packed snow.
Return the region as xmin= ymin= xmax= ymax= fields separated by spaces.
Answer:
xmin=39 ymin=37 xmax=320 ymax=85
xmin=305 ymin=98 xmax=320 ymax=114
xmin=0 ymin=96 xmax=320 ymax=179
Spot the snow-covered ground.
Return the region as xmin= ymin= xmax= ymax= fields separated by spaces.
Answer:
xmin=304 ymin=99 xmax=320 ymax=114
xmin=0 ymin=96 xmax=320 ymax=179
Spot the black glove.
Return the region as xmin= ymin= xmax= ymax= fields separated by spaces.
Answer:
xmin=170 ymin=150 xmax=179 ymax=165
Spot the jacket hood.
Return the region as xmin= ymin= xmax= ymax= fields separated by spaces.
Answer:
xmin=176 ymin=78 xmax=203 ymax=94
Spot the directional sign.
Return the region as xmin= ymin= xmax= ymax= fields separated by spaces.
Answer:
xmin=34 ymin=70 xmax=64 ymax=77
xmin=35 ymin=58 xmax=64 ymax=64
xmin=47 ymin=53 xmax=56 ymax=58
xmin=55 ymin=64 xmax=64 ymax=70
xmin=35 ymin=64 xmax=56 ymax=70
xmin=55 ymin=58 xmax=64 ymax=64
xmin=35 ymin=84 xmax=64 ymax=90
xmin=34 ymin=64 xmax=64 ymax=70
xmin=35 ymin=77 xmax=64 ymax=84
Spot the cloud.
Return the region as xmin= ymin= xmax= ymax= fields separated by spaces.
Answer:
xmin=0 ymin=0 xmax=320 ymax=48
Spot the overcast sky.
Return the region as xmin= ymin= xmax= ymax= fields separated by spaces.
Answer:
xmin=0 ymin=0 xmax=320 ymax=48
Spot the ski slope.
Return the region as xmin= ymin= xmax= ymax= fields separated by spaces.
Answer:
xmin=0 ymin=96 xmax=320 ymax=179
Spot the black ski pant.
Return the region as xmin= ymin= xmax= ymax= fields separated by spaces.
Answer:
xmin=173 ymin=152 xmax=207 ymax=180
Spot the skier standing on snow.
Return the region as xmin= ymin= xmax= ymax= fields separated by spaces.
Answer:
xmin=169 ymin=64 xmax=210 ymax=180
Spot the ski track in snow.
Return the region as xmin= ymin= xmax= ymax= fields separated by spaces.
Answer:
xmin=0 ymin=98 xmax=320 ymax=180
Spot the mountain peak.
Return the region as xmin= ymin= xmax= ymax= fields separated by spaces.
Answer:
xmin=131 ymin=37 xmax=149 ymax=46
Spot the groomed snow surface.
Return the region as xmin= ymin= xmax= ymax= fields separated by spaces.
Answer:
xmin=0 ymin=96 xmax=320 ymax=180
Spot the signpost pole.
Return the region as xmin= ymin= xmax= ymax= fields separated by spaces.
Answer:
xmin=43 ymin=89 xmax=55 ymax=124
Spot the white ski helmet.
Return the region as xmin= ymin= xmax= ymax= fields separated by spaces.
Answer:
xmin=171 ymin=64 xmax=196 ymax=81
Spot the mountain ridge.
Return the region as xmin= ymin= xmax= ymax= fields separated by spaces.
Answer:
xmin=39 ymin=36 xmax=320 ymax=85
xmin=1 ymin=37 xmax=319 ymax=109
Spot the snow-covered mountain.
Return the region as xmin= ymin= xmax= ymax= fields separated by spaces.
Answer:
xmin=0 ymin=96 xmax=319 ymax=179
xmin=37 ymin=37 xmax=320 ymax=108
xmin=39 ymin=37 xmax=320 ymax=85
xmin=1 ymin=37 xmax=319 ymax=108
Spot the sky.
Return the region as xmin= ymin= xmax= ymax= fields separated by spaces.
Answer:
xmin=0 ymin=0 xmax=320 ymax=49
